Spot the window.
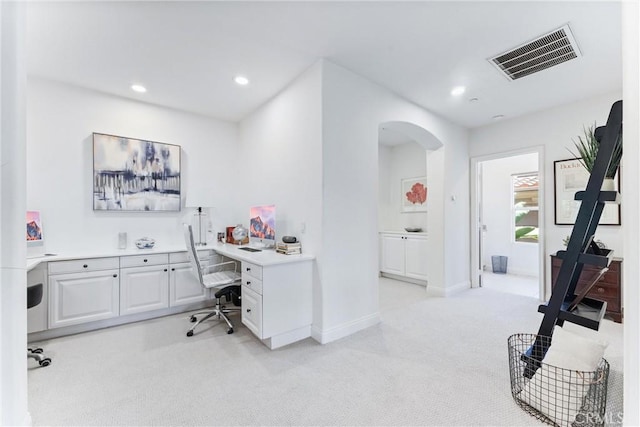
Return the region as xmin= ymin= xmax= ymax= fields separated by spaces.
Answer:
xmin=513 ymin=172 xmax=538 ymax=243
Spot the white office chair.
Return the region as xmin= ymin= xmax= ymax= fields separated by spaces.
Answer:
xmin=183 ymin=224 xmax=241 ymax=336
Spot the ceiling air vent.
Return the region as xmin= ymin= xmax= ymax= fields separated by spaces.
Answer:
xmin=489 ymin=24 xmax=581 ymax=80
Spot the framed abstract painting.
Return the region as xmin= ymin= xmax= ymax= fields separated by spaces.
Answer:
xmin=93 ymin=133 xmax=181 ymax=211
xmin=401 ymin=176 xmax=428 ymax=213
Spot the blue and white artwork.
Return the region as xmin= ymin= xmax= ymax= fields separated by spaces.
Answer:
xmin=93 ymin=133 xmax=181 ymax=211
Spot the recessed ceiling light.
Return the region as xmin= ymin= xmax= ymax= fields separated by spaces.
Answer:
xmin=469 ymin=97 xmax=479 ymax=103
xmin=492 ymin=114 xmax=505 ymax=120
xmin=234 ymin=75 xmax=250 ymax=86
xmin=131 ymin=84 xmax=147 ymax=93
xmin=450 ymin=86 xmax=466 ymax=96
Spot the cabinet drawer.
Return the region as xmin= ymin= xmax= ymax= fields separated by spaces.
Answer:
xmin=169 ymin=250 xmax=212 ymax=264
xmin=241 ymin=285 xmax=262 ymax=338
xmin=120 ymin=253 xmax=168 ymax=268
xmin=593 ymin=294 xmax=620 ymax=312
xmin=242 ymin=262 xmax=262 ymax=280
xmin=49 ymin=257 xmax=119 ymax=274
xmin=242 ymin=275 xmax=263 ymax=295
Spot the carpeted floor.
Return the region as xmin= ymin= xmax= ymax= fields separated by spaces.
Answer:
xmin=27 ymin=277 xmax=623 ymax=426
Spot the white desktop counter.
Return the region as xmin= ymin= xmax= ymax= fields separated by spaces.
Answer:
xmin=26 ymin=243 xmax=315 ymax=349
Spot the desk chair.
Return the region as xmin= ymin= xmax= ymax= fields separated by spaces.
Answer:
xmin=27 ymin=283 xmax=51 ymax=367
xmin=183 ymin=224 xmax=241 ymax=336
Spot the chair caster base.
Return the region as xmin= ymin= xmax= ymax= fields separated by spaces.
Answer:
xmin=186 ymin=330 xmax=194 ymax=337
xmin=227 ymin=328 xmax=234 ymax=334
xmin=39 ymin=358 xmax=52 ymax=367
xmin=190 ymin=316 xmax=197 ymax=323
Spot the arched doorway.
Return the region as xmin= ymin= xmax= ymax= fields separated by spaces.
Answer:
xmin=377 ymin=121 xmax=444 ymax=295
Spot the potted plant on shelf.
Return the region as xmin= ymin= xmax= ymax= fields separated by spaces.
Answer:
xmin=569 ymin=123 xmax=622 ymax=191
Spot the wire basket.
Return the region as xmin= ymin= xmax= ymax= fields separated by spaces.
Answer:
xmin=508 ymin=333 xmax=609 ymax=427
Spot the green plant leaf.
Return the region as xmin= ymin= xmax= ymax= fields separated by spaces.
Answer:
xmin=567 ymin=123 xmax=599 ymax=172
xmin=515 ymin=226 xmax=535 ymax=240
xmin=567 ymin=122 xmax=622 ymax=178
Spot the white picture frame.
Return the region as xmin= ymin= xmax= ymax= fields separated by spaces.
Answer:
xmin=553 ymin=158 xmax=620 ymax=225
xmin=401 ymin=176 xmax=428 ymax=213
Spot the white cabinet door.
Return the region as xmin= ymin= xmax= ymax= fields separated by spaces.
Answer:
xmin=49 ymin=269 xmax=120 ymax=328
xmin=241 ymin=285 xmax=262 ymax=338
xmin=120 ymin=265 xmax=169 ymax=315
xmin=404 ymin=236 xmax=428 ymax=281
xmin=380 ymin=235 xmax=405 ymax=275
xmin=169 ymin=262 xmax=209 ymax=306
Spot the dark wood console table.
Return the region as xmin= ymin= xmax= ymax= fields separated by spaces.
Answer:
xmin=550 ymin=254 xmax=622 ymax=323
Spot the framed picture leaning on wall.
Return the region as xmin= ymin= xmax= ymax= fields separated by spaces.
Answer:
xmin=553 ymin=158 xmax=620 ymax=225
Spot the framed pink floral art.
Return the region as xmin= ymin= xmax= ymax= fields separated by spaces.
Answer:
xmin=401 ymin=176 xmax=427 ymax=213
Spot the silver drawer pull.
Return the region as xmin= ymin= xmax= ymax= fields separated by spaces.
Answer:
xmin=246 ymin=308 xmax=251 ymax=313
xmin=83 ymin=264 xmax=88 ymax=268
xmin=144 ymin=259 xmax=148 ymax=263
xmin=246 ymin=281 xmax=251 ymax=285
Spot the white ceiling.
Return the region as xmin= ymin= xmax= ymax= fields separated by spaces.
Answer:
xmin=26 ymin=1 xmax=622 ymax=131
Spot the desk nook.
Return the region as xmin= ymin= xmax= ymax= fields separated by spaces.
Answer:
xmin=27 ymin=243 xmax=314 ymax=350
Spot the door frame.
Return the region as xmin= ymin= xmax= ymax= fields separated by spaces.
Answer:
xmin=470 ymin=146 xmax=546 ymax=301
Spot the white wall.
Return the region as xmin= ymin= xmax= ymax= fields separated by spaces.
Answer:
xmin=378 ymin=142 xmax=428 ymax=232
xmin=238 ymin=63 xmax=323 ymax=323
xmin=481 ymin=153 xmax=538 ymax=277
xmin=621 ymin=1 xmax=640 ymax=422
xmin=0 ymin=2 xmax=28 ymax=424
xmin=469 ymin=92 xmax=622 ymax=290
xmin=320 ymin=60 xmax=469 ymax=342
xmin=27 ymin=78 xmax=239 ymax=254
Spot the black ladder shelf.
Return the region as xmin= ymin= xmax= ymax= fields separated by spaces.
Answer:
xmin=527 ymin=100 xmax=622 ymax=373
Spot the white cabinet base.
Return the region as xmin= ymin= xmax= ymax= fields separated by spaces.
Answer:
xmin=262 ymin=325 xmax=312 ymax=350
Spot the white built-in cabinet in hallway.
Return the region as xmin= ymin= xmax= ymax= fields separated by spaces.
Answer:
xmin=379 ymin=232 xmax=428 ymax=283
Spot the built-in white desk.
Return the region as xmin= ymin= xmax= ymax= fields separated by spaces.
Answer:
xmin=212 ymin=243 xmax=314 ymax=349
xmin=26 ymin=243 xmax=315 ymax=350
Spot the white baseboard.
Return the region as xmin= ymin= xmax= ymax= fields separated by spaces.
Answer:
xmin=488 ymin=268 xmax=537 ymax=277
xmin=380 ymin=272 xmax=427 ymax=286
xmin=311 ymin=312 xmax=380 ymax=344
xmin=426 ymin=280 xmax=470 ymax=297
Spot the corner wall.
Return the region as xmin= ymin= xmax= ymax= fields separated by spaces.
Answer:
xmin=27 ymin=78 xmax=239 ymax=253
xmin=1 ymin=2 xmax=28 ymax=424
xmin=238 ymin=62 xmax=323 ymax=326
xmin=320 ymin=60 xmax=469 ymax=341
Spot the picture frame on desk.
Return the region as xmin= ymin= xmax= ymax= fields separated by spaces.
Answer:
xmin=553 ymin=158 xmax=620 ymax=225
xmin=225 ymin=226 xmax=248 ymax=245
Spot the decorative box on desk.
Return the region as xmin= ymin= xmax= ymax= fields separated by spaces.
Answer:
xmin=550 ymin=253 xmax=622 ymax=323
